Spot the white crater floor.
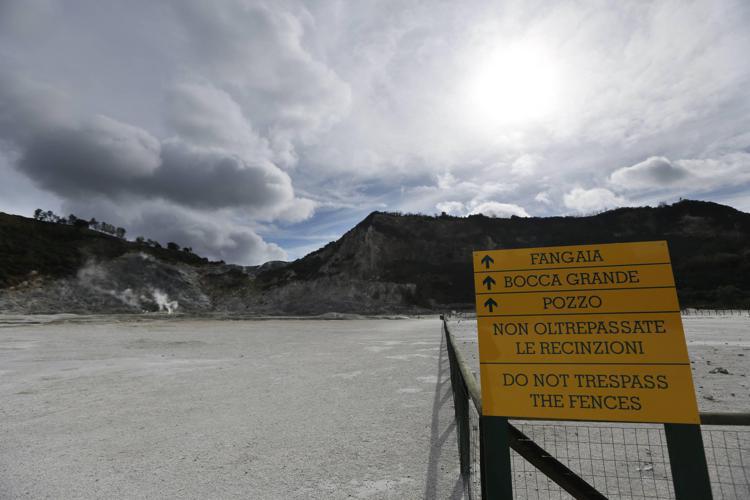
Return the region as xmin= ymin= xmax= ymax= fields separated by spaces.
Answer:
xmin=0 ymin=317 xmax=464 ymax=499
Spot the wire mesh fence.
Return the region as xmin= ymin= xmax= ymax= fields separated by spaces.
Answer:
xmin=681 ymin=309 xmax=750 ymax=316
xmin=443 ymin=317 xmax=750 ymax=499
xmin=507 ymin=422 xmax=674 ymax=499
xmin=504 ymin=422 xmax=750 ymax=500
xmin=469 ymin=403 xmax=482 ymax=496
xmin=703 ymin=426 xmax=750 ymax=499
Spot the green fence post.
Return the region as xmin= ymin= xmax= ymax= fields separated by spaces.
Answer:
xmin=481 ymin=416 xmax=513 ymax=500
xmin=664 ymin=423 xmax=713 ymax=500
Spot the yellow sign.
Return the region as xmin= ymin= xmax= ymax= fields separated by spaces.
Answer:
xmin=472 ymin=241 xmax=670 ymax=271
xmin=473 ymin=264 xmax=676 ymax=293
xmin=472 ymin=241 xmax=699 ymax=424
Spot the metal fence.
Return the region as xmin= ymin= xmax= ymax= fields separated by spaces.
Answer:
xmin=443 ymin=318 xmax=750 ymax=499
xmin=445 ymin=316 xmax=483 ymax=498
xmin=681 ymin=309 xmax=750 ymax=316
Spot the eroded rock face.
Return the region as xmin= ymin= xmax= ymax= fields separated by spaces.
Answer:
xmin=0 ymin=247 xmax=420 ymax=315
xmin=0 ymin=263 xmax=418 ymax=315
xmin=0 ymin=252 xmax=212 ymax=314
xmin=258 ymin=201 xmax=750 ymax=312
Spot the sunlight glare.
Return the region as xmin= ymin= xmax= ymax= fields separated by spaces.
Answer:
xmin=465 ymin=42 xmax=561 ymax=128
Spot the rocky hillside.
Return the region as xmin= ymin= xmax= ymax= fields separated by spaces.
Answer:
xmin=257 ymin=200 xmax=750 ymax=311
xmin=0 ymin=212 xmax=255 ymax=314
xmin=1 ymin=200 xmax=749 ymax=314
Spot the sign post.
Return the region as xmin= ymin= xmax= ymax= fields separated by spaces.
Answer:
xmin=471 ymin=241 xmax=711 ymax=499
xmin=481 ymin=416 xmax=513 ymax=500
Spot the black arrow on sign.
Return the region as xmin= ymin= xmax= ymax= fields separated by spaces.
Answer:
xmin=481 ymin=254 xmax=494 ymax=269
xmin=483 ymin=275 xmax=496 ymax=290
xmin=484 ymin=297 xmax=498 ymax=312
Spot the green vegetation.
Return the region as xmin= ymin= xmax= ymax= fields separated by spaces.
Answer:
xmin=33 ymin=209 xmax=127 ymax=239
xmin=0 ymin=212 xmax=208 ymax=288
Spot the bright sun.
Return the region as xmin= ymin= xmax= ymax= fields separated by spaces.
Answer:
xmin=465 ymin=42 xmax=561 ymax=128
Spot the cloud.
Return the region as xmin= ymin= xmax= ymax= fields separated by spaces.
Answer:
xmin=165 ymin=82 xmax=271 ymax=159
xmin=0 ymin=66 xmax=316 ymax=263
xmin=563 ymin=152 xmax=750 ymax=216
xmin=677 ymin=153 xmax=750 ymax=187
xmin=610 ymin=156 xmax=690 ymax=189
xmin=0 ymin=1 xmax=354 ymax=263
xmin=14 ymin=114 xmax=313 ymax=219
xmin=534 ymin=192 xmax=552 ymax=205
xmin=61 ymin=198 xmax=287 ymax=265
xmin=1 ymin=0 xmax=750 ymax=260
xmin=19 ymin=115 xmax=161 ymax=197
xmin=172 ymin=0 xmax=351 ymax=145
xmin=0 ymin=73 xmax=70 ymax=145
xmin=563 ymin=187 xmax=626 ymax=214
xmin=151 ymin=141 xmax=308 ymax=216
xmin=126 ymin=203 xmax=288 ymax=265
xmin=609 ymin=153 xmax=750 ymax=197
xmin=511 ymin=154 xmax=542 ymax=177
xmin=429 ymin=183 xmax=532 ymax=218
xmin=469 ymin=202 xmax=530 ymax=218
xmin=396 ymin=169 xmax=530 ymax=218
xmin=435 ymin=201 xmax=465 ymax=215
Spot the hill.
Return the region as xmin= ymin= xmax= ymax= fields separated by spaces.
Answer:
xmin=0 ymin=212 xmax=207 ymax=288
xmin=0 ymin=212 xmax=255 ymax=313
xmin=1 ymin=200 xmax=749 ymax=314
xmin=256 ymin=200 xmax=750 ymax=311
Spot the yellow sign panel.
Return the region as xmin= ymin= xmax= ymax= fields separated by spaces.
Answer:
xmin=473 ymin=264 xmax=676 ymax=294
xmin=472 ymin=241 xmax=699 ymax=424
xmin=472 ymin=241 xmax=670 ymax=272
xmin=477 ymin=312 xmax=689 ymax=364
xmin=480 ymin=364 xmax=699 ymax=424
xmin=475 ymin=288 xmax=680 ymax=316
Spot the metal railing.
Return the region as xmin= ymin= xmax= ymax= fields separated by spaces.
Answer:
xmin=443 ymin=318 xmax=750 ymax=499
xmin=681 ymin=309 xmax=750 ymax=316
xmin=445 ymin=316 xmax=482 ymax=498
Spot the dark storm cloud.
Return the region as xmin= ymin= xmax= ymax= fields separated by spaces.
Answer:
xmin=1 ymin=68 xmax=314 ymax=226
xmin=19 ymin=116 xmax=161 ymax=198
xmin=610 ymin=156 xmax=690 ymax=189
xmin=151 ymin=142 xmax=296 ymax=210
xmin=0 ymin=74 xmax=69 ymax=145
xmin=16 ymin=117 xmax=300 ymax=213
xmin=0 ymin=68 xmax=315 ymax=265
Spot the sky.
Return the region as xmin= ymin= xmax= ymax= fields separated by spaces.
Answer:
xmin=1 ymin=0 xmax=749 ymax=265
